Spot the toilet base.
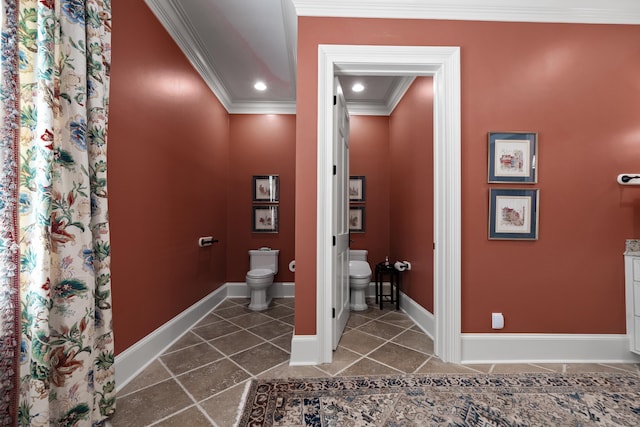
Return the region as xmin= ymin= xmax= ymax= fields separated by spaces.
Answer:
xmin=249 ymin=288 xmax=272 ymax=311
xmin=349 ymin=287 xmax=368 ymax=311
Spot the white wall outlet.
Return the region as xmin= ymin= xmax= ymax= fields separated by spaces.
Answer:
xmin=491 ymin=312 xmax=504 ymax=329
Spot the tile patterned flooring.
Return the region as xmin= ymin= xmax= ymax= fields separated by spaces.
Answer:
xmin=110 ymin=297 xmax=640 ymax=426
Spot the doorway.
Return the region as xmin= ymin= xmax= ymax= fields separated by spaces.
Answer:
xmin=316 ymin=45 xmax=462 ymax=364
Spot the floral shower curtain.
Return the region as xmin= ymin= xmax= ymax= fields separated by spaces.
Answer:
xmin=0 ymin=0 xmax=115 ymax=425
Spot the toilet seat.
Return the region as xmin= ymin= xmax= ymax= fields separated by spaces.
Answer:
xmin=247 ymin=268 xmax=274 ymax=279
xmin=349 ymin=261 xmax=371 ymax=279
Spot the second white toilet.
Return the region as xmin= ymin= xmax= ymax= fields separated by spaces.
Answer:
xmin=349 ymin=249 xmax=371 ymax=311
xmin=246 ymin=248 xmax=279 ymax=311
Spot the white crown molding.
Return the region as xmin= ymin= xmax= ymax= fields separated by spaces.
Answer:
xmin=386 ymin=76 xmax=416 ymax=114
xmin=348 ymin=76 xmax=415 ymax=116
xmin=145 ymin=0 xmax=233 ymax=111
xmin=227 ymin=101 xmax=297 ymax=115
xmin=146 ymin=1 xmax=639 ymax=114
xmin=281 ymin=0 xmax=298 ymax=98
xmin=145 ymin=0 xmax=300 ymax=114
xmin=291 ymin=0 xmax=640 ymax=24
xmin=347 ymin=103 xmax=392 ymax=116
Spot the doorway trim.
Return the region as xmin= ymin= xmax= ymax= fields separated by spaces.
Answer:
xmin=316 ymin=44 xmax=462 ymax=363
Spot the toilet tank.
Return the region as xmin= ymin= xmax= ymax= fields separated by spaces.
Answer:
xmin=249 ymin=248 xmax=279 ymax=273
xmin=349 ymin=249 xmax=368 ymax=262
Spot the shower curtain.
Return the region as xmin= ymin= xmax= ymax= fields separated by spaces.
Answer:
xmin=0 ymin=0 xmax=115 ymax=425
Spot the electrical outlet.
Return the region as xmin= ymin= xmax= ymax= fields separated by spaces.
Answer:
xmin=491 ymin=312 xmax=504 ymax=329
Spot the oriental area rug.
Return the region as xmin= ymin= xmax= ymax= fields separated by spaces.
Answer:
xmin=236 ymin=372 xmax=640 ymax=426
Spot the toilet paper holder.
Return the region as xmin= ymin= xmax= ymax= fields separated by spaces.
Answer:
xmin=198 ymin=236 xmax=219 ymax=247
xmin=393 ymin=261 xmax=411 ymax=271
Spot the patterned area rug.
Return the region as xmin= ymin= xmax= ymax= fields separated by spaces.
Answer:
xmin=236 ymin=372 xmax=640 ymax=426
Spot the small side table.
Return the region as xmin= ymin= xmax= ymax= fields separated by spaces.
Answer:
xmin=375 ymin=262 xmax=401 ymax=310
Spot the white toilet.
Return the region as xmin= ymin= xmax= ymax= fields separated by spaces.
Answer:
xmin=246 ymin=248 xmax=279 ymax=311
xmin=349 ymin=249 xmax=372 ymax=311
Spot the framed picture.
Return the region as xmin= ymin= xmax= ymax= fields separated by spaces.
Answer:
xmin=252 ymin=206 xmax=278 ymax=233
xmin=349 ymin=206 xmax=365 ymax=233
xmin=489 ymin=188 xmax=539 ymax=240
xmin=349 ymin=176 xmax=366 ymax=202
xmin=488 ymin=132 xmax=537 ymax=183
xmin=252 ymin=175 xmax=279 ymax=202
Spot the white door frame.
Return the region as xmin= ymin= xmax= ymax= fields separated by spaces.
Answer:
xmin=317 ymin=44 xmax=462 ymax=363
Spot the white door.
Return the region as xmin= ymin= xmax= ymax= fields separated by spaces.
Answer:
xmin=332 ymin=77 xmax=350 ymax=350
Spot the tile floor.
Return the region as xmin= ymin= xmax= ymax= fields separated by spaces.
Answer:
xmin=110 ymin=297 xmax=640 ymax=426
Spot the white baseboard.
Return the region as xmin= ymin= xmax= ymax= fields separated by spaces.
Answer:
xmin=115 ymin=281 xmax=639 ymax=389
xmin=114 ymin=286 xmax=227 ymax=391
xmin=289 ymin=334 xmax=322 ymax=365
xmin=114 ymin=283 xmax=295 ymax=391
xmin=396 ymin=291 xmax=640 ymax=365
xmin=461 ymin=333 xmax=640 ymax=364
xmin=365 ymin=281 xmax=376 ymax=297
xmin=225 ymin=282 xmax=295 ymax=298
xmin=399 ymin=291 xmax=435 ymax=340
xmin=287 ymin=289 xmax=434 ymax=366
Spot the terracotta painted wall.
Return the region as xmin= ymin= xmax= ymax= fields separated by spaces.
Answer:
xmin=349 ymin=116 xmax=391 ymax=267
xmin=296 ymin=17 xmax=640 ymax=335
xmin=109 ymin=1 xmax=229 ymax=354
xmin=227 ymin=115 xmax=296 ymax=283
xmin=389 ymin=77 xmax=435 ymax=312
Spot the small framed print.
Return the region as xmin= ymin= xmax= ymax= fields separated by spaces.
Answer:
xmin=349 ymin=206 xmax=365 ymax=233
xmin=252 ymin=206 xmax=278 ymax=233
xmin=349 ymin=176 xmax=366 ymax=202
xmin=252 ymin=175 xmax=279 ymax=202
xmin=489 ymin=188 xmax=539 ymax=240
xmin=488 ymin=132 xmax=537 ymax=183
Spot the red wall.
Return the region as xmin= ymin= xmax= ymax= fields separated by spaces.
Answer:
xmin=296 ymin=17 xmax=640 ymax=335
xmin=227 ymin=115 xmax=296 ymax=282
xmin=109 ymin=1 xmax=229 ymax=353
xmin=349 ymin=116 xmax=391 ymax=267
xmin=389 ymin=77 xmax=435 ymax=311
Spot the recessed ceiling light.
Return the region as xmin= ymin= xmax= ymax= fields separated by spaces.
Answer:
xmin=352 ymin=83 xmax=365 ymax=92
xmin=254 ymin=81 xmax=267 ymax=91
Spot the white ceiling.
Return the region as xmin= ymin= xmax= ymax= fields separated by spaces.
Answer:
xmin=145 ymin=0 xmax=640 ymax=115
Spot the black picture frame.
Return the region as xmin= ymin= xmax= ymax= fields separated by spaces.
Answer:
xmin=252 ymin=205 xmax=278 ymax=233
xmin=252 ymin=175 xmax=279 ymax=202
xmin=349 ymin=176 xmax=366 ymax=202
xmin=349 ymin=206 xmax=365 ymax=233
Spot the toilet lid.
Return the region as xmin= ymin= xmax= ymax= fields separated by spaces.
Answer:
xmin=247 ymin=268 xmax=274 ymax=279
xmin=349 ymin=261 xmax=371 ymax=277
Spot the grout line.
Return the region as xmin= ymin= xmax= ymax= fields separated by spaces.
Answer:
xmin=116 ymin=295 xmax=640 ymax=427
xmin=413 ymin=356 xmax=432 ymax=373
xmin=145 ymin=403 xmax=204 ymax=426
xmin=332 ymin=331 xmax=409 ymax=376
xmin=115 ymin=376 xmax=170 ymax=400
xmin=380 ymin=339 xmax=434 ymax=357
xmin=529 ymin=363 xmax=563 ymax=373
xmin=149 ymin=358 xmax=218 ymax=426
xmin=161 ymin=334 xmax=207 ymax=356
xmin=116 ymin=359 xmax=175 ymax=399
